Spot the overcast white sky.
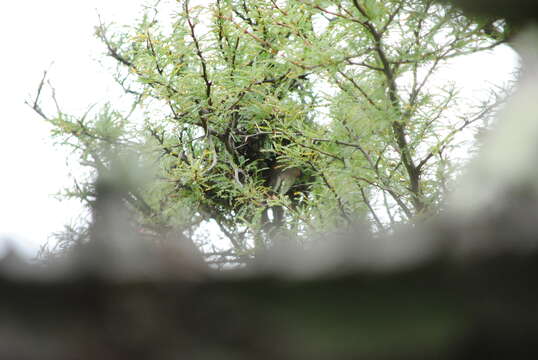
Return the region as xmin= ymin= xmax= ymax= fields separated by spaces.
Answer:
xmin=0 ymin=1 xmax=149 ymax=256
xmin=0 ymin=1 xmax=519 ymax=257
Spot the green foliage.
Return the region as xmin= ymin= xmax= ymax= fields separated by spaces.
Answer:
xmin=42 ymin=0 xmax=511 ymax=263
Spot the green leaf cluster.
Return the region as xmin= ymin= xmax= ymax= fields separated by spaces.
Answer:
xmin=44 ymin=0 xmax=512 ymax=262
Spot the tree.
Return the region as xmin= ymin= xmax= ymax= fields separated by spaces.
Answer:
xmin=31 ymin=0 xmax=512 ymax=264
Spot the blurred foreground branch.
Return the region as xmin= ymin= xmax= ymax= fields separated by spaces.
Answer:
xmin=1 ymin=252 xmax=537 ymax=359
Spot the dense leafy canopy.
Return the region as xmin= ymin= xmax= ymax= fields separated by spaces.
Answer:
xmin=36 ymin=0 xmax=512 ymax=263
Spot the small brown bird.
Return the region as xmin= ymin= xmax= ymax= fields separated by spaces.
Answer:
xmin=269 ymin=166 xmax=301 ymax=196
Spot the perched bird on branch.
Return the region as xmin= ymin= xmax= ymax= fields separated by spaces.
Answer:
xmin=269 ymin=166 xmax=301 ymax=196
xmin=260 ymin=166 xmax=302 ymax=237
